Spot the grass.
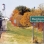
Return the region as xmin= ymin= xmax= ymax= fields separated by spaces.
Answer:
xmin=5 ymin=21 xmax=43 ymax=43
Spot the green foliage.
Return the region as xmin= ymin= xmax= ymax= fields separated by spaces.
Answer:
xmin=15 ymin=6 xmax=31 ymax=15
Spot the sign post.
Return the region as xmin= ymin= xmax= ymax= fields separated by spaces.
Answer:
xmin=32 ymin=22 xmax=36 ymax=42
xmin=30 ymin=16 xmax=44 ymax=43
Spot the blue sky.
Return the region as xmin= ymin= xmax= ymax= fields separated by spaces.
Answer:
xmin=0 ymin=0 xmax=44 ymax=18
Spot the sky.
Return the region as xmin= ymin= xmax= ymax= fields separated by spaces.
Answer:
xmin=0 ymin=0 xmax=44 ymax=18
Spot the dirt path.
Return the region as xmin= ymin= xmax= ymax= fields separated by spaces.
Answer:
xmin=0 ymin=32 xmax=31 ymax=44
xmin=0 ymin=32 xmax=29 ymax=44
xmin=0 ymin=30 xmax=42 ymax=44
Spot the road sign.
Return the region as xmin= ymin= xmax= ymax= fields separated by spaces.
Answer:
xmin=30 ymin=16 xmax=44 ymax=22
xmin=30 ymin=16 xmax=44 ymax=43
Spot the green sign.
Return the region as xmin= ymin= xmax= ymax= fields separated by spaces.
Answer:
xmin=30 ymin=16 xmax=44 ymax=22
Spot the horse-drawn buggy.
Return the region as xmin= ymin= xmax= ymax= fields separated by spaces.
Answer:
xmin=0 ymin=11 xmax=7 ymax=38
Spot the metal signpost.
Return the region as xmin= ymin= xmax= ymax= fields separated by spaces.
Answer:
xmin=30 ymin=16 xmax=44 ymax=43
xmin=32 ymin=22 xmax=36 ymax=42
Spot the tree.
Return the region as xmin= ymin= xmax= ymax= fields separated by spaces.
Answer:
xmin=38 ymin=3 xmax=44 ymax=10
xmin=15 ymin=6 xmax=31 ymax=15
xmin=10 ymin=5 xmax=44 ymax=31
xmin=10 ymin=6 xmax=31 ymax=27
xmin=20 ymin=12 xmax=32 ymax=27
xmin=10 ymin=9 xmax=22 ymax=26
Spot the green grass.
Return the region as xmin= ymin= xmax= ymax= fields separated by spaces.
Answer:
xmin=7 ymin=21 xmax=32 ymax=37
xmin=7 ymin=21 xmax=42 ymax=37
xmin=6 ymin=21 xmax=43 ymax=42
